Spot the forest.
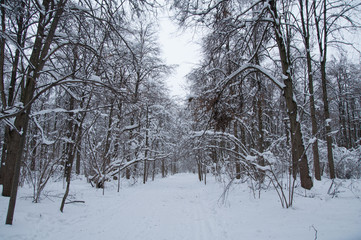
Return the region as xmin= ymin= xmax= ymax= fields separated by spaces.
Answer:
xmin=0 ymin=0 xmax=360 ymax=234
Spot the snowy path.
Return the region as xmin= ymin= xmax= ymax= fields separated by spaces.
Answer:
xmin=0 ymin=174 xmax=224 ymax=240
xmin=1 ymin=173 xmax=361 ymax=240
xmin=112 ymin=175 xmax=222 ymax=240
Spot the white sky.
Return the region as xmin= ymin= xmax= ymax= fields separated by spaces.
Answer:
xmin=158 ymin=11 xmax=202 ymax=101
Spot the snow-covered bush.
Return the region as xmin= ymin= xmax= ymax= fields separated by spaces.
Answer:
xmin=333 ymin=146 xmax=361 ymax=179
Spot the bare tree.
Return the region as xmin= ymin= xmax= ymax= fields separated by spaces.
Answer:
xmin=312 ymin=0 xmax=360 ymax=179
xmin=298 ymin=0 xmax=321 ymax=180
xmin=173 ymin=0 xmax=313 ymax=189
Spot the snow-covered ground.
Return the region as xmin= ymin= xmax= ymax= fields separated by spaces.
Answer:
xmin=1 ymin=173 xmax=361 ymax=240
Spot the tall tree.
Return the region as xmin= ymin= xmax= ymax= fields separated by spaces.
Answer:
xmin=313 ymin=0 xmax=335 ymax=179
xmin=3 ymin=0 xmax=69 ymax=224
xmin=172 ymin=0 xmax=313 ymax=189
xmin=299 ymin=0 xmax=321 ymax=180
xmin=312 ymin=0 xmax=361 ymax=178
xmin=268 ymin=0 xmax=312 ymax=189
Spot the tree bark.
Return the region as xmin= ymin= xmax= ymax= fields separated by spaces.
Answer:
xmin=8 ymin=0 xmax=26 ymax=107
xmin=103 ymin=102 xmax=114 ymax=172
xmin=75 ymin=128 xmax=82 ymax=175
xmin=321 ymin=62 xmax=335 ymax=179
xmin=197 ymin=159 xmax=202 ymax=182
xmin=269 ymin=0 xmax=312 ymax=190
xmin=0 ymin=0 xmax=7 ymax=107
xmin=313 ymin=0 xmax=335 ymax=179
xmin=5 ymin=117 xmax=28 ymax=224
xmin=234 ymin=122 xmax=241 ymax=179
xmin=299 ymin=0 xmax=321 ymax=180
xmin=0 ymin=134 xmax=6 ymax=184
xmin=143 ymin=105 xmax=149 ymax=184
xmin=60 ymin=94 xmax=80 ymax=212
xmin=0 ymin=0 xmax=8 ymax=186
xmin=161 ymin=158 xmax=166 ymax=178
xmin=257 ymin=84 xmax=265 ymax=182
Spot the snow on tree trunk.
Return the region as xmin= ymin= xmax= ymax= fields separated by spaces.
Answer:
xmin=269 ymin=0 xmax=312 ymax=190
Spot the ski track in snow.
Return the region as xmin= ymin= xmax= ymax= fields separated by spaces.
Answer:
xmin=1 ymin=173 xmax=361 ymax=240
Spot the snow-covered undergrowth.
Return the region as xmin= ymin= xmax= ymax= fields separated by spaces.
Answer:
xmin=1 ymin=173 xmax=360 ymax=240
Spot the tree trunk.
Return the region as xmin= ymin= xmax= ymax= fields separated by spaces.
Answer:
xmin=0 ymin=0 xmax=7 ymax=107
xmin=336 ymin=76 xmax=348 ymax=148
xmin=197 ymin=159 xmax=202 ymax=182
xmin=257 ymin=87 xmax=265 ymax=182
xmin=63 ymin=96 xmax=76 ymax=181
xmin=152 ymin=158 xmax=155 ymax=181
xmin=60 ymin=176 xmax=71 ymax=213
xmin=126 ymin=116 xmax=135 ymax=180
xmin=60 ymin=95 xmax=79 ymax=212
xmin=2 ymin=0 xmax=66 ymax=198
xmin=143 ymin=105 xmax=149 ymax=184
xmin=313 ymin=0 xmax=335 ymax=179
xmin=2 ymin=68 xmax=37 ymax=196
xmin=161 ymin=159 xmax=165 ymax=178
xmin=321 ymin=61 xmax=335 ymax=179
xmin=350 ymin=100 xmax=357 ymax=147
xmin=270 ymin=0 xmax=312 ymax=190
xmin=8 ymin=0 xmax=26 ymax=107
xmin=346 ymin=99 xmax=353 ymax=148
xmin=0 ymin=128 xmax=9 ymax=185
xmin=234 ymin=122 xmax=241 ymax=179
xmin=204 ymin=165 xmax=207 ymax=185
xmin=75 ymin=128 xmax=81 ymax=175
xmin=5 ymin=116 xmax=28 ymax=224
xmin=0 ymin=0 xmax=8 ymax=186
xmin=299 ymin=0 xmax=321 ymax=180
xmin=252 ymin=6 xmax=265 ymax=182
xmin=29 ymin=137 xmax=37 ymax=171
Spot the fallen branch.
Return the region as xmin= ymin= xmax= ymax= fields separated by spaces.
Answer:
xmin=65 ymin=200 xmax=85 ymax=204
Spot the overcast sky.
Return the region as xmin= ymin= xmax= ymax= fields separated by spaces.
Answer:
xmin=158 ymin=11 xmax=202 ymax=101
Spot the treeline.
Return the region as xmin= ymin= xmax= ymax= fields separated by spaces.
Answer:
xmin=0 ymin=0 xmax=194 ymax=224
xmin=172 ymin=0 xmax=361 ymax=197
